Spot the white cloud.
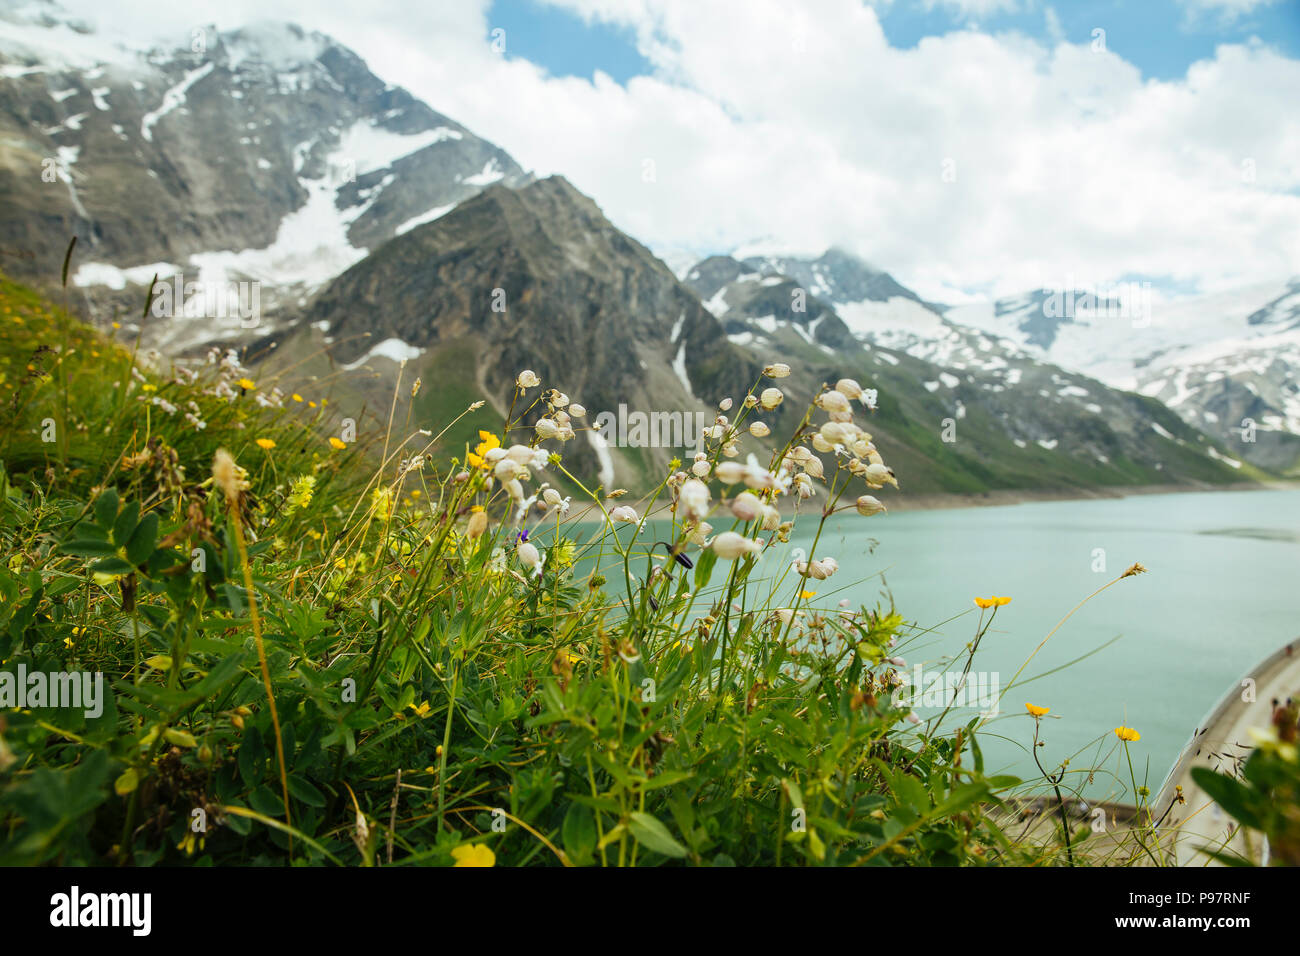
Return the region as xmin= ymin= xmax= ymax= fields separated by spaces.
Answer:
xmin=40 ymin=0 xmax=1300 ymax=299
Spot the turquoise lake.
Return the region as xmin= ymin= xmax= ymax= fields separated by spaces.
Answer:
xmin=581 ymin=487 xmax=1300 ymax=801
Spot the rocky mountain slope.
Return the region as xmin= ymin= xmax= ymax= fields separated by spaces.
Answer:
xmin=0 ymin=2 xmax=528 ymax=350
xmin=261 ymin=176 xmax=758 ymax=486
xmin=946 ymin=280 xmax=1300 ymax=474
xmin=684 ymin=253 xmax=1259 ymax=493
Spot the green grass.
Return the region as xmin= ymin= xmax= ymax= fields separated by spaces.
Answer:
xmin=0 ymin=273 xmax=1247 ymax=867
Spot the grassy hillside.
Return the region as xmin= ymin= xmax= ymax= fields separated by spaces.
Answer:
xmin=0 ymin=273 xmax=1271 ymax=867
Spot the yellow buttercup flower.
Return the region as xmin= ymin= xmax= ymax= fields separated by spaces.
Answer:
xmin=974 ymin=595 xmax=1012 ymax=609
xmin=409 ymin=701 xmax=432 ymax=718
xmin=451 ymin=843 xmax=495 ymax=867
xmin=1114 ymin=726 xmax=1141 ymax=742
xmin=329 ymin=437 xmax=347 ymax=450
xmin=236 ymin=377 xmax=256 ymax=390
xmin=1025 ymin=703 xmax=1049 ymax=718
xmin=466 ymin=431 xmax=500 ymax=470
xmin=255 ymin=438 xmax=276 ymax=450
xmin=292 ymin=393 xmax=303 ymax=402
xmin=799 ymin=590 xmax=816 ymax=600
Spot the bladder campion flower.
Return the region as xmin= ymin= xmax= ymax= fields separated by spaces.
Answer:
xmin=678 ymin=478 xmax=710 ymax=521
xmin=1025 ymin=703 xmax=1049 ymax=718
xmin=1114 ymin=726 xmax=1141 ymax=742
xmin=517 ymin=540 xmax=543 ymax=576
xmin=712 ymin=532 xmax=761 ymax=559
xmin=855 ymin=495 xmax=885 ymax=516
xmin=451 ymin=843 xmax=496 ymax=867
xmin=516 ymin=370 xmax=540 ymax=389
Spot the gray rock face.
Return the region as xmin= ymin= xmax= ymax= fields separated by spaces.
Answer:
xmin=685 ymin=249 xmax=1257 ymax=491
xmin=0 ymin=7 xmax=527 ymax=345
xmin=947 ymin=278 xmax=1300 ymax=472
xmin=299 ymin=176 xmax=758 ymax=481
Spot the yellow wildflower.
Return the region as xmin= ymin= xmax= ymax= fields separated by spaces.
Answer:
xmin=371 ymin=486 xmax=394 ymax=519
xmin=799 ymin=590 xmax=816 ymax=600
xmin=552 ymin=540 xmax=575 ymax=567
xmin=255 ymin=438 xmax=276 ymax=451
xmin=329 ymin=437 xmax=347 ymax=450
xmin=409 ymin=701 xmax=432 ymax=718
xmin=286 ymin=475 xmax=316 ymax=513
xmin=1025 ymin=703 xmax=1049 ymax=718
xmin=451 ymin=843 xmax=496 ymax=867
xmin=1114 ymin=726 xmax=1141 ymax=742
xmin=292 ymin=393 xmax=303 ymax=402
xmin=466 ymin=431 xmax=500 ymax=469
xmin=236 ymin=377 xmax=256 ymax=390
xmin=974 ymin=595 xmax=1012 ymax=609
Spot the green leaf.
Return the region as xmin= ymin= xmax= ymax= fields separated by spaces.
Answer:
xmin=114 ymin=767 xmax=140 ymax=796
xmin=782 ymin=778 xmax=804 ymax=811
xmin=93 ymin=487 xmax=119 ymax=531
xmin=125 ymin=512 xmax=159 ymax=565
xmin=628 ymin=812 xmax=688 ymax=859
xmin=248 ymin=784 xmax=284 ymax=817
xmin=1190 ymin=768 xmax=1262 ymax=830
xmin=163 ymin=728 xmax=197 ymax=748
xmin=562 ymin=802 xmax=597 ymax=865
xmin=287 ymin=776 xmax=327 ymax=807
xmin=61 ymin=539 xmax=117 ymax=558
xmin=90 ymin=557 xmax=134 ymax=576
xmin=112 ymin=500 xmax=140 ymax=548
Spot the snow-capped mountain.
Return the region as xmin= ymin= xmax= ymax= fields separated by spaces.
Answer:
xmin=683 ymin=251 xmax=1257 ymax=491
xmin=0 ymin=1 xmax=528 ymax=349
xmin=696 ymin=249 xmax=1056 ymax=385
xmin=946 ymin=279 xmax=1300 ymax=472
xmin=0 ymin=3 xmax=1280 ymax=493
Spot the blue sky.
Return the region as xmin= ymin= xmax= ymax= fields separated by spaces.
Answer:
xmin=488 ymin=0 xmax=649 ymax=83
xmin=489 ymin=0 xmax=1300 ymax=84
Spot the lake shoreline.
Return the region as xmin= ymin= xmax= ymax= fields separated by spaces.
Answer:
xmin=877 ymin=479 xmax=1298 ymax=513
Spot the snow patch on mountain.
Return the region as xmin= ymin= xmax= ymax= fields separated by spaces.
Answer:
xmin=395 ymin=202 xmax=457 ymax=236
xmin=335 ymin=119 xmax=462 ymax=175
xmin=341 ymin=338 xmax=423 ymax=369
